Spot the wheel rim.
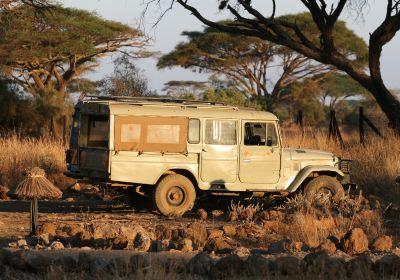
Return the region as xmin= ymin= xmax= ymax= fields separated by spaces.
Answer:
xmin=166 ymin=186 xmax=185 ymax=206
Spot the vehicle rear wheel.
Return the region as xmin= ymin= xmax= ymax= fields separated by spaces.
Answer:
xmin=304 ymin=175 xmax=345 ymax=203
xmin=153 ymin=174 xmax=196 ymax=216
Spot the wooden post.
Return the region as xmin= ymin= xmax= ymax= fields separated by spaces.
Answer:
xmin=359 ymin=107 xmax=365 ymax=144
xmin=328 ymin=110 xmax=344 ymax=147
xmin=62 ymin=115 xmax=67 ymax=145
xmin=297 ymin=110 xmax=304 ymax=135
xmin=30 ymin=198 xmax=38 ymax=235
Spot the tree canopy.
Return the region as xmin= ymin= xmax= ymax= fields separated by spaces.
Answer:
xmin=156 ymin=0 xmax=400 ymax=133
xmin=0 ymin=5 xmax=146 ymax=100
xmin=158 ymin=15 xmax=367 ymax=110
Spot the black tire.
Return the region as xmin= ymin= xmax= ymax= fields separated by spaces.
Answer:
xmin=304 ymin=175 xmax=345 ymax=203
xmin=153 ymin=174 xmax=196 ymax=216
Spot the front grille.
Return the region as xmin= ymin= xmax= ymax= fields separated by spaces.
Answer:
xmin=339 ymin=160 xmax=352 ymax=173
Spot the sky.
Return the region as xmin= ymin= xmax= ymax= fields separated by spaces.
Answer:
xmin=62 ymin=0 xmax=400 ymax=94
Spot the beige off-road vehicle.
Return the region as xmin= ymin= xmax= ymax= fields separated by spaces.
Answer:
xmin=66 ymin=96 xmax=352 ymax=216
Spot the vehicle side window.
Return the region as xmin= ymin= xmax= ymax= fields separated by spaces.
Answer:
xmin=188 ymin=119 xmax=201 ymax=144
xmin=266 ymin=123 xmax=278 ymax=146
xmin=244 ymin=122 xmax=266 ymax=146
xmin=205 ymin=119 xmax=237 ymax=145
xmin=244 ymin=122 xmax=278 ymax=146
xmin=87 ymin=115 xmax=109 ymax=147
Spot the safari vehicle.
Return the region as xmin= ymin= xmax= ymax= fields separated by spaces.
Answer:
xmin=66 ymin=96 xmax=352 ymax=216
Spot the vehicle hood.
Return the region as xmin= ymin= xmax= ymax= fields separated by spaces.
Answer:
xmin=285 ymin=148 xmax=334 ymax=161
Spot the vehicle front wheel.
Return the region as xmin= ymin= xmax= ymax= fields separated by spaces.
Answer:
xmin=304 ymin=175 xmax=345 ymax=203
xmin=153 ymin=174 xmax=196 ymax=216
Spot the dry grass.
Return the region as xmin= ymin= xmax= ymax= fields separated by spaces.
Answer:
xmin=0 ymin=133 xmax=71 ymax=191
xmin=1 ymin=126 xmax=400 ymax=202
xmin=282 ymin=125 xmax=400 ymax=203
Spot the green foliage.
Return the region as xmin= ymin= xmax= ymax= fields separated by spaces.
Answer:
xmin=0 ymin=5 xmax=140 ymax=66
xmin=98 ymin=55 xmax=155 ymax=97
xmin=202 ymin=82 xmax=262 ymax=109
xmin=163 ymin=80 xmax=208 ymax=98
xmin=279 ymin=13 xmax=368 ymax=67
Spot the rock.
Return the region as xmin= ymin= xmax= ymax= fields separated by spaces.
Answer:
xmin=259 ymin=210 xmax=285 ymax=221
xmin=211 ymin=210 xmax=224 ymax=219
xmin=27 ymin=255 xmax=53 ymax=274
xmin=233 ymin=246 xmax=251 ymax=257
xmin=204 ymin=237 xmax=236 ymax=254
xmin=290 ymin=241 xmax=307 ymax=253
xmin=342 ymin=228 xmax=369 ymax=255
xmin=239 ymin=208 xmax=255 ymax=221
xmin=186 ymin=252 xmax=214 ymax=275
xmin=133 ymin=232 xmax=151 ymax=252
xmin=267 ymin=239 xmax=291 ymax=254
xmin=8 ymin=242 xmax=18 ymax=249
xmin=208 ymin=229 xmax=224 ymax=239
xmin=371 ymin=235 xmax=392 ymax=252
xmin=50 ymin=241 xmax=65 ymax=250
xmin=245 ymin=254 xmax=272 ymax=277
xmin=70 ymin=183 xmax=81 ymax=192
xmin=196 ymin=209 xmax=208 ymax=220
xmin=346 ymin=254 xmax=373 ymax=279
xmin=301 ymin=253 xmax=345 ymax=278
xmin=178 ymin=238 xmax=193 ymax=252
xmin=151 ymin=239 xmax=171 ymax=252
xmin=6 ymin=251 xmax=29 ymax=270
xmin=0 ymin=249 xmax=11 ymax=264
xmin=274 ymin=256 xmax=301 ymax=276
xmin=317 ymin=239 xmax=337 ymax=254
xmin=112 ymin=236 xmax=129 ymax=250
xmin=65 ymin=197 xmax=75 ymax=202
xmin=155 ymin=224 xmax=172 ymax=240
xmin=0 ymin=186 xmax=10 ymax=200
xmin=130 ymin=254 xmax=150 ymax=273
xmin=374 ymin=255 xmax=400 ymax=276
xmin=184 ymin=222 xmax=208 ymax=247
xmin=235 ymin=226 xmax=248 ymax=239
xmin=210 ymin=254 xmax=246 ymax=279
xmin=38 ymin=233 xmax=50 ymax=246
xmin=222 ymin=225 xmax=236 ymax=237
xmin=17 ymin=239 xmax=28 ymax=248
xmin=227 ymin=211 xmax=238 ymax=222
xmin=37 ymin=223 xmax=57 ymax=237
xmin=120 ymin=224 xmax=149 ymax=245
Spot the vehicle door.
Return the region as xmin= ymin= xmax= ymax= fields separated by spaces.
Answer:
xmin=200 ymin=119 xmax=238 ymax=184
xmin=239 ymin=121 xmax=281 ymax=184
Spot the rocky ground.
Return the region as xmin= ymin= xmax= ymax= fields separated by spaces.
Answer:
xmin=0 ymin=184 xmax=399 ymax=279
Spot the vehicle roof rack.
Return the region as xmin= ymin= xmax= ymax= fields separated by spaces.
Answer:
xmin=82 ymin=95 xmax=228 ymax=107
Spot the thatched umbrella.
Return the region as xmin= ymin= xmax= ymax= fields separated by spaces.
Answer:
xmin=14 ymin=167 xmax=62 ymax=235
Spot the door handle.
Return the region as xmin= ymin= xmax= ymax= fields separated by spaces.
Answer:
xmin=243 ymin=159 xmax=251 ymax=163
xmin=202 ymin=149 xmax=207 ymax=152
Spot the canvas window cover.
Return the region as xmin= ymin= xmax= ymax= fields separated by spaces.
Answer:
xmin=115 ymin=116 xmax=188 ymax=153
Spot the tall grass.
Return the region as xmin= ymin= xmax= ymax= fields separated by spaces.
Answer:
xmin=0 ymin=127 xmax=399 ymax=202
xmin=283 ymin=126 xmax=400 ymax=203
xmin=0 ymin=133 xmax=68 ymax=190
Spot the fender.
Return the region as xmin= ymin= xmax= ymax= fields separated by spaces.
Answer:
xmin=286 ymin=165 xmax=344 ymax=192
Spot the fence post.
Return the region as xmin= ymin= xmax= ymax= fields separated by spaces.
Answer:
xmin=297 ymin=110 xmax=304 ymax=135
xmin=359 ymin=107 xmax=365 ymax=144
xmin=62 ymin=115 xmax=67 ymax=145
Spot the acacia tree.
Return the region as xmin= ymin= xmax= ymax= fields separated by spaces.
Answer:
xmin=0 ymin=5 xmax=146 ymax=103
xmin=98 ymin=54 xmax=155 ymax=97
xmin=153 ymin=0 xmax=400 ymax=132
xmin=158 ymin=15 xmax=366 ymax=110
